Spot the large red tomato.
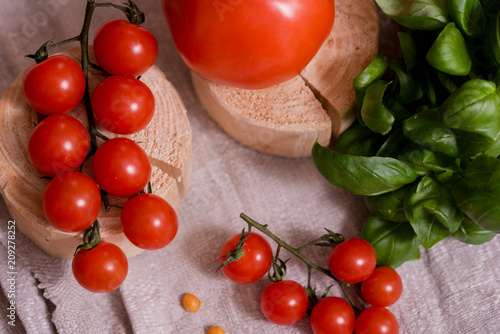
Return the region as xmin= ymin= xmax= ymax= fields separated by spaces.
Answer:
xmin=161 ymin=0 xmax=335 ymax=89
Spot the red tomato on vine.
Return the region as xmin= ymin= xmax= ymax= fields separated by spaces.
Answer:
xmin=355 ymin=306 xmax=399 ymax=334
xmin=93 ymin=19 xmax=158 ymax=77
xmin=328 ymin=238 xmax=377 ymax=283
xmin=260 ymin=280 xmax=308 ymax=326
xmin=72 ymin=241 xmax=128 ymax=293
xmin=23 ymin=55 xmax=85 ymax=115
xmin=43 ymin=172 xmax=101 ymax=232
xmin=218 ymin=232 xmax=272 ymax=284
xmin=121 ymin=193 xmax=178 ymax=250
xmin=361 ymin=266 xmax=403 ymax=307
xmin=27 ymin=114 xmax=90 ymax=177
xmin=161 ymin=0 xmax=335 ymax=89
xmin=310 ymin=296 xmax=355 ymax=334
xmin=91 ymin=75 xmax=155 ymax=135
xmin=92 ymin=137 xmax=151 ymax=197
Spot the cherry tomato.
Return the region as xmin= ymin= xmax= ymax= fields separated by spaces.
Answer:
xmin=260 ymin=280 xmax=308 ymax=326
xmin=93 ymin=137 xmax=151 ymax=197
xmin=361 ymin=266 xmax=403 ymax=307
xmin=161 ymin=0 xmax=335 ymax=89
xmin=328 ymin=238 xmax=377 ymax=284
xmin=355 ymin=306 xmax=399 ymax=334
xmin=28 ymin=114 xmax=90 ymax=177
xmin=120 ymin=193 xmax=178 ymax=250
xmin=219 ymin=232 xmax=272 ymax=284
xmin=93 ymin=19 xmax=158 ymax=77
xmin=91 ymin=75 xmax=155 ymax=134
xmin=23 ymin=55 xmax=85 ymax=115
xmin=72 ymin=241 xmax=128 ymax=293
xmin=43 ymin=172 xmax=101 ymax=232
xmin=310 ymin=296 xmax=355 ymax=334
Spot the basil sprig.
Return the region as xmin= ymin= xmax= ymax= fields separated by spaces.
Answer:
xmin=312 ymin=0 xmax=500 ymax=268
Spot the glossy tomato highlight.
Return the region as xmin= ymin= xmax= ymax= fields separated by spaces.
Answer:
xmin=162 ymin=0 xmax=335 ymax=89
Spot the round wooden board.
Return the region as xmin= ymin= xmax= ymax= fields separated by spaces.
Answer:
xmin=0 ymin=47 xmax=192 ymax=260
xmin=192 ymin=0 xmax=379 ymax=157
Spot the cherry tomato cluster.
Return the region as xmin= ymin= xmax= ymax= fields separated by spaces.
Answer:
xmin=218 ymin=229 xmax=402 ymax=333
xmin=22 ymin=16 xmax=176 ymax=294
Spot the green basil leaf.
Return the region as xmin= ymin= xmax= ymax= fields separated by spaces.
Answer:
xmin=398 ymin=143 xmax=432 ymax=176
xmin=484 ymin=10 xmax=500 ymax=67
xmin=335 ymin=122 xmax=384 ymax=156
xmin=452 ymin=215 xmax=497 ymax=244
xmin=439 ymin=79 xmax=500 ymax=141
xmin=312 ymin=141 xmax=418 ymax=196
xmin=436 ymin=70 xmax=459 ymax=93
xmin=376 ymin=128 xmax=408 ymax=158
xmin=404 ymin=176 xmax=463 ymax=248
xmin=453 ymin=154 xmax=500 ymax=233
xmin=389 ymin=59 xmax=424 ymax=104
xmin=446 ymin=0 xmax=487 ymax=36
xmin=427 ymin=22 xmax=472 ymax=76
xmin=364 ymin=184 xmax=413 ymax=222
xmin=484 ymin=131 xmax=500 ymax=157
xmin=354 ymin=54 xmax=389 ymax=107
xmin=480 ymin=0 xmax=500 ymax=14
xmin=361 ymin=215 xmax=420 ymax=268
xmin=398 ymin=32 xmax=418 ymax=71
xmin=360 ymin=80 xmax=395 ymax=135
xmin=403 ymin=108 xmax=495 ymax=157
xmin=403 ymin=109 xmax=460 ymax=157
xmin=375 ymin=0 xmax=449 ymax=30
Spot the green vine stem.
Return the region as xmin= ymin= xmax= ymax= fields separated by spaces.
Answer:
xmin=239 ymin=213 xmax=361 ymax=312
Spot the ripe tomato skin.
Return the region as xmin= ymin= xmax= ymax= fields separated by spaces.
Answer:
xmin=43 ymin=172 xmax=101 ymax=232
xmin=361 ymin=266 xmax=403 ymax=307
xmin=93 ymin=19 xmax=158 ymax=77
xmin=120 ymin=193 xmax=178 ymax=250
xmin=23 ymin=55 xmax=85 ymax=115
xmin=328 ymin=238 xmax=377 ymax=284
xmin=310 ymin=296 xmax=355 ymax=334
xmin=260 ymin=280 xmax=308 ymax=326
xmin=219 ymin=232 xmax=272 ymax=284
xmin=93 ymin=137 xmax=151 ymax=197
xmin=28 ymin=114 xmax=90 ymax=177
xmin=72 ymin=241 xmax=128 ymax=293
xmin=355 ymin=306 xmax=399 ymax=334
xmin=161 ymin=0 xmax=335 ymax=89
xmin=91 ymin=75 xmax=155 ymax=135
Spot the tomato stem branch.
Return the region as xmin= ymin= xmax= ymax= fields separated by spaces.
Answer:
xmin=239 ymin=213 xmax=362 ymax=311
xmin=240 ymin=213 xmax=337 ymax=282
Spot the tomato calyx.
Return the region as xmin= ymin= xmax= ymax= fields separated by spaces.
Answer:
xmin=100 ymin=0 xmax=145 ymax=25
xmin=74 ymin=220 xmax=101 ymax=255
xmin=216 ymin=228 xmax=249 ymax=272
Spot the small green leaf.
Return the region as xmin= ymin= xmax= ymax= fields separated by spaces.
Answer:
xmin=452 ymin=216 xmax=497 ymax=244
xmin=375 ymin=0 xmax=449 ymax=30
xmin=446 ymin=0 xmax=487 ymax=37
xmin=484 ymin=10 xmax=500 ymax=67
xmin=427 ymin=22 xmax=472 ymax=76
xmin=361 ymin=215 xmax=420 ymax=268
xmin=335 ymin=122 xmax=384 ymax=156
xmin=354 ymin=54 xmax=389 ymax=107
xmin=364 ymin=184 xmax=412 ymax=222
xmin=398 ymin=32 xmax=418 ymax=71
xmin=403 ymin=109 xmax=460 ymax=157
xmin=312 ymin=142 xmax=418 ymax=196
xmin=439 ymin=79 xmax=500 ymax=142
xmin=389 ymin=59 xmax=424 ymax=104
xmin=360 ymin=80 xmax=395 ymax=135
xmin=404 ymin=176 xmax=463 ymax=248
xmin=453 ymin=155 xmax=500 ymax=233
